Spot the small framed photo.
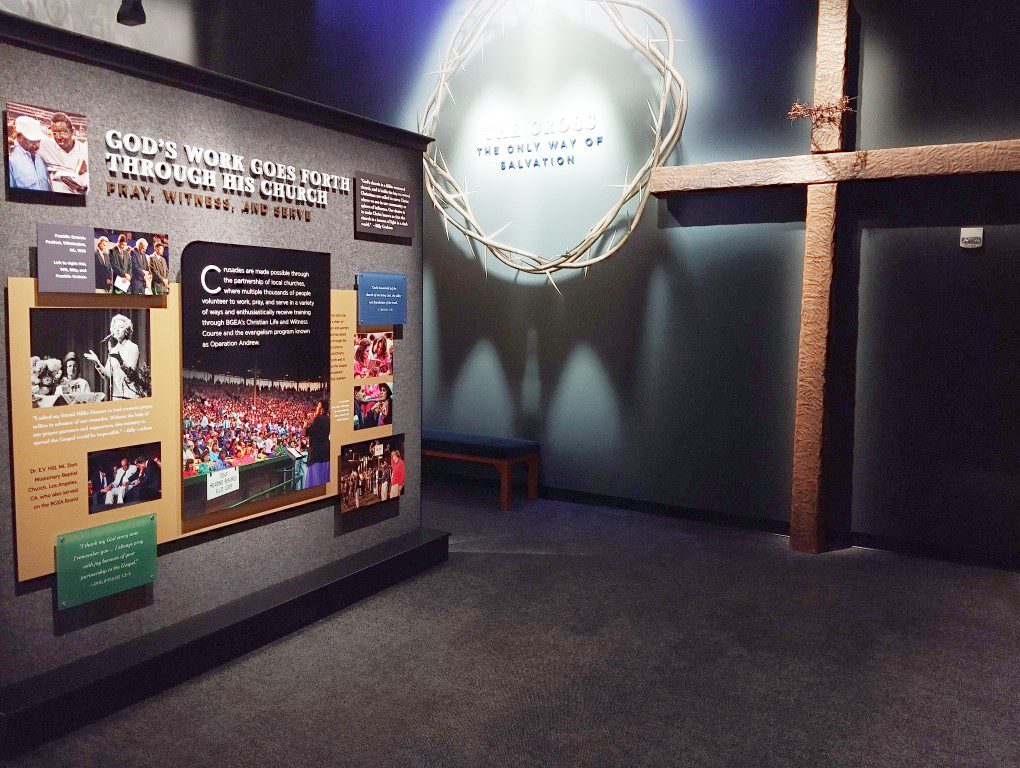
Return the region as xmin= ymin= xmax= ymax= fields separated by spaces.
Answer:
xmin=6 ymin=102 xmax=89 ymax=196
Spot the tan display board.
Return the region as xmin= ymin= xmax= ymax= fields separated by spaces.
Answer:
xmin=8 ymin=278 xmax=393 ymax=581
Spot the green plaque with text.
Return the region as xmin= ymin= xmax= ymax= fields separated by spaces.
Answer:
xmin=55 ymin=515 xmax=157 ymax=609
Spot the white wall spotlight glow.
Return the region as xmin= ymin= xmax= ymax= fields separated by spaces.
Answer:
xmin=419 ymin=0 xmax=688 ymax=289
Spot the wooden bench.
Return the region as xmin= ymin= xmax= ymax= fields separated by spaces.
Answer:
xmin=422 ymin=429 xmax=539 ymax=510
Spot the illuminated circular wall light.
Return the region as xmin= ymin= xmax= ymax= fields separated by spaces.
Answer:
xmin=420 ymin=0 xmax=687 ymax=289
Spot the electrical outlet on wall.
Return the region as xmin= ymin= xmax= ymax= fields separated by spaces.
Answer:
xmin=960 ymin=227 xmax=984 ymax=249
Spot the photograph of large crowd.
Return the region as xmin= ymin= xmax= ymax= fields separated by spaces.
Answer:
xmin=6 ymin=101 xmax=88 ymax=195
xmin=182 ymin=374 xmax=331 ymax=490
xmin=29 ymin=308 xmax=151 ymax=407
xmin=94 ymin=229 xmax=170 ymax=295
xmin=87 ymin=441 xmax=162 ymax=513
xmin=353 ymin=383 xmax=393 ymax=430
xmin=353 ymin=332 xmax=394 ymax=378
xmin=340 ymin=434 xmax=405 ymax=513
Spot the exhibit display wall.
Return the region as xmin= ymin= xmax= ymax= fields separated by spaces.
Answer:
xmin=0 ymin=34 xmax=426 ymax=685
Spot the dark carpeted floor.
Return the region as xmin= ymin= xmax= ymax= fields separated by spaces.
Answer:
xmin=6 ymin=479 xmax=1019 ymax=767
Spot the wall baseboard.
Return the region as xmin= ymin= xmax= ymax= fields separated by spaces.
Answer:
xmin=0 ymin=527 xmax=449 ymax=757
xmin=536 ymin=484 xmax=791 ymax=536
xmin=541 ymin=486 xmax=1018 ymax=571
xmin=424 ymin=471 xmax=1019 ymax=571
xmin=422 ymin=467 xmax=789 ymax=535
xmin=848 ymin=533 xmax=1019 ymax=572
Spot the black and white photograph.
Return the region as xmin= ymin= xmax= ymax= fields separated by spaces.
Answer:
xmin=94 ymin=228 xmax=170 ymax=295
xmin=29 ymin=307 xmax=151 ymax=407
xmin=87 ymin=441 xmax=162 ymax=513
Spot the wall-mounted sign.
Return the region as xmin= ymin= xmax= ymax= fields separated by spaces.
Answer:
xmin=55 ymin=514 xmax=157 ymax=609
xmin=36 ymin=223 xmax=93 ymax=293
xmin=355 ymin=172 xmax=414 ymax=242
xmin=7 ymin=277 xmax=181 ymax=581
xmin=959 ymin=227 xmax=984 ymax=249
xmin=8 ymin=276 xmax=395 ymax=581
xmin=357 ymin=272 xmax=407 ymax=326
xmin=37 ymin=224 xmax=172 ymax=296
xmin=474 ymin=112 xmax=605 ymax=173
xmin=102 ymin=130 xmax=351 ymax=224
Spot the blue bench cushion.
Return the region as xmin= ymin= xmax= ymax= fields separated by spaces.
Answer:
xmin=423 ymin=429 xmax=539 ymax=460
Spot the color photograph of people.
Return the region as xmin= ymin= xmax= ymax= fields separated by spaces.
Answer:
xmin=353 ymin=332 xmax=394 ymax=378
xmin=182 ymin=375 xmax=331 ymax=490
xmin=29 ymin=308 xmax=151 ymax=407
xmin=340 ymin=435 xmax=405 ymax=513
xmin=87 ymin=442 xmax=162 ymax=513
xmin=6 ymin=102 xmax=88 ymax=194
xmin=353 ymin=383 xmax=393 ymax=430
xmin=94 ymin=229 xmax=170 ymax=295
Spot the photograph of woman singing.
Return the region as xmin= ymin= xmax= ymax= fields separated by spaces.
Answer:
xmin=29 ymin=308 xmax=151 ymax=407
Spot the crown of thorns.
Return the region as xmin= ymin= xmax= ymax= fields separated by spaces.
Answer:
xmin=419 ymin=0 xmax=687 ymax=290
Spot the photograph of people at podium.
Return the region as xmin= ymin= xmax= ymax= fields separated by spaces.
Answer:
xmin=353 ymin=382 xmax=393 ymax=430
xmin=29 ymin=307 xmax=151 ymax=407
xmin=6 ymin=102 xmax=88 ymax=195
xmin=353 ymin=332 xmax=394 ymax=378
xmin=93 ymin=229 xmax=170 ymax=295
xmin=339 ymin=434 xmax=405 ymax=513
xmin=87 ymin=442 xmax=162 ymax=513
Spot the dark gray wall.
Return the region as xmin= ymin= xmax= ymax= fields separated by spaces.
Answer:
xmin=0 ymin=0 xmax=196 ymax=61
xmin=853 ymin=0 xmax=1020 ymax=149
xmin=412 ymin=0 xmax=1019 ymax=554
xmin=0 ymin=41 xmax=423 ymax=684
xmin=417 ymin=0 xmax=816 ymax=523
xmin=844 ymin=1 xmax=1019 ymax=559
xmin=839 ymin=175 xmax=1019 ymax=561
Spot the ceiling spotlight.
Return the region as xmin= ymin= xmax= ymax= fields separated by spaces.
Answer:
xmin=117 ymin=0 xmax=146 ymax=26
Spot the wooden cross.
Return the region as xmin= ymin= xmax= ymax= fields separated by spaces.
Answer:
xmin=649 ymin=0 xmax=1019 ymax=553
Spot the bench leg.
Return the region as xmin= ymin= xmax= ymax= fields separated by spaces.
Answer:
xmin=526 ymin=454 xmax=539 ymax=499
xmin=498 ymin=461 xmax=512 ymax=510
